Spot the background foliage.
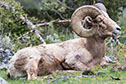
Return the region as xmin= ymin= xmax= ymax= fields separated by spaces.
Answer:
xmin=0 ymin=0 xmax=126 ymax=83
xmin=0 ymin=0 xmax=126 ymax=52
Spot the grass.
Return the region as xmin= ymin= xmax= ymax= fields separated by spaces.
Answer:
xmin=0 ymin=17 xmax=126 ymax=84
xmin=0 ymin=34 xmax=126 ymax=84
xmin=1 ymin=66 xmax=126 ymax=84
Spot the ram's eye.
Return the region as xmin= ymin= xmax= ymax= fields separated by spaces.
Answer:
xmin=102 ymin=21 xmax=105 ymax=24
xmin=98 ymin=17 xmax=102 ymax=22
xmin=39 ymin=60 xmax=43 ymax=64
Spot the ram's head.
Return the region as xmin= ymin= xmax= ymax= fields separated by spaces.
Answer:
xmin=71 ymin=3 xmax=121 ymax=38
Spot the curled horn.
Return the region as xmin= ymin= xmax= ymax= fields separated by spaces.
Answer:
xmin=71 ymin=5 xmax=103 ymax=37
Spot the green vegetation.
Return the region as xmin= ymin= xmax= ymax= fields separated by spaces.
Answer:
xmin=0 ymin=0 xmax=126 ymax=84
xmin=0 ymin=0 xmax=126 ymax=52
xmin=1 ymin=66 xmax=126 ymax=84
xmin=0 ymin=44 xmax=126 ymax=84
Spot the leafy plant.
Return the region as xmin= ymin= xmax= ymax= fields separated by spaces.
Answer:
xmin=0 ymin=0 xmax=30 ymax=37
xmin=0 ymin=35 xmax=14 ymax=48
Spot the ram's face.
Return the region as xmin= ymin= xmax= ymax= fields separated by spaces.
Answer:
xmin=96 ymin=11 xmax=121 ymax=37
xmin=71 ymin=3 xmax=121 ymax=38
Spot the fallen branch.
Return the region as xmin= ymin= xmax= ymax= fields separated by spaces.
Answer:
xmin=36 ymin=19 xmax=71 ymax=27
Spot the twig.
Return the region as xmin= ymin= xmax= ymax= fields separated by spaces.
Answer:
xmin=36 ymin=19 xmax=71 ymax=27
xmin=40 ymin=1 xmax=53 ymax=19
xmin=107 ymin=36 xmax=120 ymax=45
xmin=106 ymin=37 xmax=114 ymax=45
xmin=56 ymin=0 xmax=75 ymax=10
xmin=112 ymin=35 xmax=120 ymax=45
xmin=18 ymin=19 xmax=71 ymax=43
xmin=106 ymin=36 xmax=121 ymax=55
xmin=110 ymin=37 xmax=114 ymax=54
xmin=42 ymin=2 xmax=66 ymax=20
xmin=20 ymin=15 xmax=46 ymax=44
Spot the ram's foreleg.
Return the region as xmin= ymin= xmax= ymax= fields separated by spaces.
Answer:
xmin=26 ymin=57 xmax=41 ymax=80
xmin=63 ymin=54 xmax=89 ymax=71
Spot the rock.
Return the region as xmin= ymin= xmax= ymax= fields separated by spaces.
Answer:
xmin=100 ymin=55 xmax=118 ymax=66
xmin=111 ymin=76 xmax=121 ymax=80
xmin=0 ymin=48 xmax=4 ymax=53
xmin=111 ymin=65 xmax=126 ymax=71
xmin=5 ymin=49 xmax=10 ymax=53
xmin=47 ymin=75 xmax=53 ymax=79
xmin=105 ymin=55 xmax=117 ymax=63
xmin=80 ymin=75 xmax=95 ymax=78
xmin=0 ymin=47 xmax=15 ymax=70
xmin=0 ymin=63 xmax=8 ymax=70
xmin=51 ymin=76 xmax=69 ymax=83
xmin=82 ymin=70 xmax=95 ymax=75
xmin=0 ymin=76 xmax=9 ymax=84
xmin=52 ymin=78 xmax=60 ymax=82
xmin=51 ymin=75 xmax=79 ymax=83
xmin=62 ymin=76 xmax=68 ymax=82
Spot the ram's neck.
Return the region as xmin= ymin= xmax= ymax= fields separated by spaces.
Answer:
xmin=85 ymin=35 xmax=106 ymax=59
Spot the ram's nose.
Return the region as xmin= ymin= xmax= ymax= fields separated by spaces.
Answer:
xmin=116 ymin=27 xmax=121 ymax=31
xmin=114 ymin=27 xmax=121 ymax=34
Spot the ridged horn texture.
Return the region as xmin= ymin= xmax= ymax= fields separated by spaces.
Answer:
xmin=71 ymin=5 xmax=102 ymax=38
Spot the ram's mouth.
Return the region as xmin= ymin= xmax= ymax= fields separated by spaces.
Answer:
xmin=112 ymin=32 xmax=118 ymax=38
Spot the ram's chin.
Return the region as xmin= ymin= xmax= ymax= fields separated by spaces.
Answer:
xmin=103 ymin=32 xmax=113 ymax=37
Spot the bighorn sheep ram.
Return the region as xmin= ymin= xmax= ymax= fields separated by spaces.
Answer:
xmin=7 ymin=3 xmax=121 ymax=80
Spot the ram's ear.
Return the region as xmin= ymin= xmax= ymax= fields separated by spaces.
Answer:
xmin=39 ymin=58 xmax=44 ymax=65
xmin=116 ymin=21 xmax=121 ymax=26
